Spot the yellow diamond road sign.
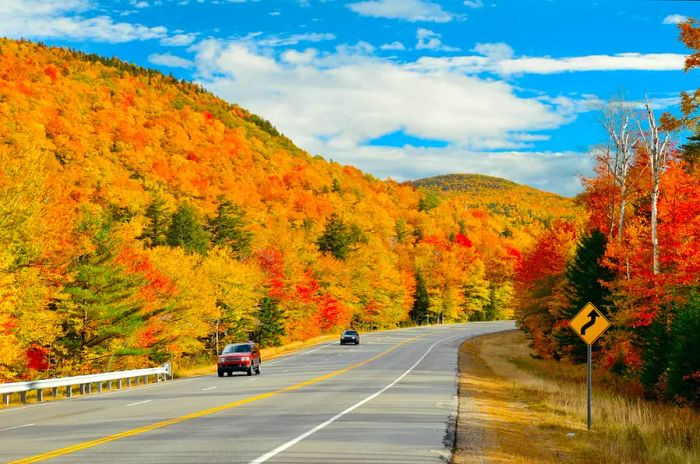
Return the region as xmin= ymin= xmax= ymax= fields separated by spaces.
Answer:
xmin=570 ymin=302 xmax=610 ymax=345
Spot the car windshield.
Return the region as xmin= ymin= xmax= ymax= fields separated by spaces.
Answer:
xmin=343 ymin=331 xmax=357 ymax=336
xmin=222 ymin=344 xmax=251 ymax=354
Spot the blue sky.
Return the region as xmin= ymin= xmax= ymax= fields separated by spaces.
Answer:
xmin=1 ymin=0 xmax=699 ymax=195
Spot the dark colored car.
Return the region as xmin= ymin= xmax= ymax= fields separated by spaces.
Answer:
xmin=217 ymin=342 xmax=261 ymax=377
xmin=340 ymin=329 xmax=360 ymax=345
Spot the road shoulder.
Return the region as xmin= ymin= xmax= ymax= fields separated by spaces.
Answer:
xmin=453 ymin=331 xmax=574 ymax=464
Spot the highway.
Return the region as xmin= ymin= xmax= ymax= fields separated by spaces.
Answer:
xmin=0 ymin=322 xmax=515 ymax=464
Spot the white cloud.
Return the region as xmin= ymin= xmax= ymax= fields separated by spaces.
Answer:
xmin=161 ymin=32 xmax=198 ymax=46
xmin=191 ymin=39 xmax=567 ymax=153
xmin=258 ymin=32 xmax=336 ymax=47
xmin=148 ymin=52 xmax=194 ymax=68
xmin=416 ymin=28 xmax=459 ymax=51
xmin=463 ymin=0 xmax=483 ymax=8
xmin=281 ymin=48 xmax=318 ymax=64
xmin=347 ymin=0 xmax=455 ymax=23
xmin=662 ymin=14 xmax=687 ymax=25
xmin=130 ymin=0 xmax=149 ymax=8
xmin=380 ymin=41 xmax=406 ymax=51
xmin=472 ymin=42 xmax=513 ymax=60
xmin=269 ymin=10 xmax=281 ymax=16
xmin=416 ymin=50 xmax=685 ymax=75
xmin=0 ymin=0 xmax=167 ymax=43
xmin=186 ymin=37 xmax=688 ymax=195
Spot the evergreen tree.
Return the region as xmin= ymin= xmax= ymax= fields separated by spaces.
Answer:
xmin=640 ymin=308 xmax=671 ymax=399
xmin=395 ymin=219 xmax=408 ymax=243
xmin=56 ymin=217 xmax=146 ymax=366
xmin=316 ymin=213 xmax=366 ymax=260
xmin=554 ymin=229 xmax=614 ymax=362
xmin=410 ymin=271 xmax=430 ymax=324
xmin=251 ymin=297 xmax=286 ymax=347
xmin=140 ymin=196 xmax=168 ymax=247
xmin=665 ymin=292 xmax=700 ymax=406
xmin=167 ymin=204 xmax=209 ymax=255
xmin=680 ymin=134 xmax=700 ymax=171
xmin=207 ymin=198 xmax=252 ymax=259
xmin=418 ymin=190 xmax=441 ymax=212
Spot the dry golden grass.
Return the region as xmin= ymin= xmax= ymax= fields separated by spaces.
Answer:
xmin=454 ymin=330 xmax=700 ymax=464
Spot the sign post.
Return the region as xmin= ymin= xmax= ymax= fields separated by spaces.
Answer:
xmin=569 ymin=302 xmax=610 ymax=431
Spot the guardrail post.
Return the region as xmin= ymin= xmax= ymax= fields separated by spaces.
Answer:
xmin=0 ymin=366 xmax=168 ymax=406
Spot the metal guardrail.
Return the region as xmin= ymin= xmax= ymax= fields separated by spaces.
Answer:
xmin=0 ymin=363 xmax=171 ymax=406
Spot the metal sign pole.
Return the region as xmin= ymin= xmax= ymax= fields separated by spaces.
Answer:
xmin=587 ymin=344 xmax=592 ymax=431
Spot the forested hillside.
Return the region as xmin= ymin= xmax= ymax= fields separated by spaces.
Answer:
xmin=411 ymin=174 xmax=576 ymax=235
xmin=0 ymin=39 xmax=574 ymax=381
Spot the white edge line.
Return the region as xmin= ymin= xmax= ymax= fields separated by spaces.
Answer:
xmin=201 ymin=386 xmax=218 ymax=391
xmin=248 ymin=333 xmax=463 ymax=464
xmin=0 ymin=423 xmax=35 ymax=433
xmin=126 ymin=400 xmax=152 ymax=407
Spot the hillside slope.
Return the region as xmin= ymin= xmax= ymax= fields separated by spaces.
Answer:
xmin=411 ymin=174 xmax=577 ymax=233
xmin=0 ymin=39 xmax=577 ymax=380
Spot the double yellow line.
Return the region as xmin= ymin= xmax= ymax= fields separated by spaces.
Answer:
xmin=9 ymin=334 xmax=424 ymax=463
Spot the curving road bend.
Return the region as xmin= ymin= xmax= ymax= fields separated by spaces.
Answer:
xmin=0 ymin=321 xmax=515 ymax=464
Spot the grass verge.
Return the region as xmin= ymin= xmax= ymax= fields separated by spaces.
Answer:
xmin=453 ymin=330 xmax=700 ymax=464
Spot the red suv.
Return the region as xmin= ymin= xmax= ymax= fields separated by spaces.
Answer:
xmin=217 ymin=342 xmax=261 ymax=377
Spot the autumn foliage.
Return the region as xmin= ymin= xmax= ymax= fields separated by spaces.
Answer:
xmin=0 ymin=39 xmax=575 ymax=381
xmin=514 ymin=20 xmax=700 ymax=407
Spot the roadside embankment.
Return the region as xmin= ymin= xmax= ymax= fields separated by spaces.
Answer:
xmin=453 ymin=330 xmax=700 ymax=464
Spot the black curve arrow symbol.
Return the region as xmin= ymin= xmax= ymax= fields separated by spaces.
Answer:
xmin=580 ymin=310 xmax=598 ymax=336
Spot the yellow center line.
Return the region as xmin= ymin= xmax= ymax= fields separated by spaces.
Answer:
xmin=9 ymin=334 xmax=426 ymax=464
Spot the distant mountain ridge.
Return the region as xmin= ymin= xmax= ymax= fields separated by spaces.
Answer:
xmin=409 ymin=174 xmax=575 ymax=230
xmin=410 ymin=174 xmax=558 ymax=197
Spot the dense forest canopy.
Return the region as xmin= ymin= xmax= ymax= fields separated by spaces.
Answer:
xmin=0 ymin=39 xmax=576 ymax=380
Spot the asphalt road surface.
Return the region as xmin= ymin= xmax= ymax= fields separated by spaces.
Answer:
xmin=1 ymin=321 xmax=515 ymax=464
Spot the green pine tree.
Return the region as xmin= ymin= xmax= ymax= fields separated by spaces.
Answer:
xmin=316 ymin=213 xmax=366 ymax=260
xmin=252 ymin=297 xmax=286 ymax=347
xmin=680 ymin=134 xmax=700 ymax=171
xmin=418 ymin=190 xmax=441 ymax=212
xmin=554 ymin=229 xmax=614 ymax=363
xmin=207 ymin=197 xmax=252 ymax=259
xmin=665 ymin=292 xmax=700 ymax=406
xmin=410 ymin=271 xmax=430 ymax=324
xmin=140 ymin=195 xmax=169 ymax=247
xmin=56 ymin=217 xmax=146 ymax=367
xmin=167 ymin=203 xmax=209 ymax=255
xmin=640 ymin=307 xmax=671 ymax=399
